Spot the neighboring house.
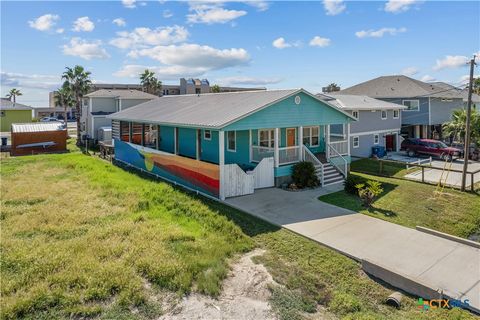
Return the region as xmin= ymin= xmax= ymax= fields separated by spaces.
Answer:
xmin=80 ymin=89 xmax=158 ymax=142
xmin=0 ymin=98 xmax=33 ymax=132
xmin=108 ymin=89 xmax=355 ymax=200
xmin=11 ymin=122 xmax=67 ymax=156
xmin=317 ymin=94 xmax=407 ymax=158
xmin=339 ymin=75 xmax=467 ymax=140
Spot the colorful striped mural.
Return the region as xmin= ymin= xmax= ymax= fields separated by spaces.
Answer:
xmin=114 ymin=139 xmax=220 ymax=197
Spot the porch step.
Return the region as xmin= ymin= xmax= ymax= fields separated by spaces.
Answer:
xmin=315 ymin=163 xmax=345 ymax=186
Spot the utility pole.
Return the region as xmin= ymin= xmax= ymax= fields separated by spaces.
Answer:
xmin=461 ymin=55 xmax=476 ymax=191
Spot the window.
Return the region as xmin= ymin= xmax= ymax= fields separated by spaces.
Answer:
xmin=393 ymin=110 xmax=399 ymax=119
xmin=204 ymin=130 xmax=211 ymax=140
xmin=381 ymin=110 xmax=387 ymax=119
xmin=143 ymin=124 xmax=157 ymax=148
xmin=120 ymin=121 xmax=130 ymax=142
xmin=259 ymin=129 xmax=275 ymax=148
xmin=227 ymin=131 xmax=236 ymax=152
xmin=131 ymin=123 xmax=143 ymax=145
xmin=374 ymin=134 xmax=379 ymax=145
xmin=402 ymin=100 xmax=420 ymax=111
xmin=353 ymin=136 xmax=359 ymax=148
xmin=352 ymin=111 xmax=359 ymax=119
xmin=302 ymin=126 xmax=320 ymax=147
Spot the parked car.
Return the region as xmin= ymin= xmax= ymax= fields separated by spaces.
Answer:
xmin=40 ymin=117 xmax=63 ymax=123
xmin=401 ymin=138 xmax=461 ymax=161
xmin=450 ymin=143 xmax=480 ymax=161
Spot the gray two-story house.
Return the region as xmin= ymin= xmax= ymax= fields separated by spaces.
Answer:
xmin=81 ymin=89 xmax=158 ymax=142
xmin=318 ymin=93 xmax=406 ymax=158
xmin=339 ymin=75 xmax=467 ymax=140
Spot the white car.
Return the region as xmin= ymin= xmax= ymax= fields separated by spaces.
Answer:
xmin=40 ymin=117 xmax=63 ymax=123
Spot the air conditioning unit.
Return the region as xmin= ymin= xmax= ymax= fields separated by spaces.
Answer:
xmin=98 ymin=126 xmax=112 ymax=143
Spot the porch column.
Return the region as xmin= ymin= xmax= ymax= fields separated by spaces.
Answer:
xmin=326 ymin=125 xmax=331 ymax=160
xmin=274 ymin=128 xmax=279 ymax=167
xmin=249 ymin=129 xmax=252 ymax=163
xmin=118 ymin=99 xmax=122 ymax=112
xmin=219 ymin=130 xmax=225 ymax=200
xmin=347 ymin=123 xmax=351 ymax=156
xmin=174 ymin=127 xmax=178 ymax=155
xmin=196 ymin=129 xmax=200 ymax=160
xmin=128 ymin=122 xmax=133 ymax=143
xmin=298 ymin=126 xmax=303 ymax=161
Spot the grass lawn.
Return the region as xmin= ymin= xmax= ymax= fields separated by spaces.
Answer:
xmin=350 ymin=158 xmax=415 ymax=178
xmin=319 ymin=172 xmax=480 ymax=239
xmin=1 ymin=144 xmax=475 ymax=319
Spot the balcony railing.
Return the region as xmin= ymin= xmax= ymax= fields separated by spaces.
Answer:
xmin=328 ymin=140 xmax=348 ymax=157
xmin=252 ymin=145 xmax=301 ymax=165
xmin=252 ymin=146 xmax=274 ymax=163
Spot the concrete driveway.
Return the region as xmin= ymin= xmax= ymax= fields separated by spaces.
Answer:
xmin=225 ymin=186 xmax=480 ymax=313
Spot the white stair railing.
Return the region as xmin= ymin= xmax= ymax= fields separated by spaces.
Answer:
xmin=302 ymin=145 xmax=324 ymax=186
xmin=327 ymin=143 xmax=348 ymax=177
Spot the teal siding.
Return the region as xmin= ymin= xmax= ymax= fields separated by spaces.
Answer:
xmin=223 ymin=92 xmax=351 ymax=131
xmin=201 ymin=129 xmax=219 ymax=163
xmin=275 ymin=165 xmax=294 ymax=177
xmin=178 ymin=128 xmax=197 ymax=158
xmin=159 ymin=125 xmax=175 ymax=153
xmin=225 ymin=130 xmax=250 ymax=166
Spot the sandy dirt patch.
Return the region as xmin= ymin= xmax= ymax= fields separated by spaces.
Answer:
xmin=159 ymin=249 xmax=277 ymax=320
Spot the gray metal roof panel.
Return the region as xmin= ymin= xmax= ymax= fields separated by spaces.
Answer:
xmin=0 ymin=98 xmax=33 ymax=110
xmin=12 ymin=122 xmax=65 ymax=133
xmin=85 ymin=89 xmax=158 ymax=99
xmin=317 ymin=93 xmax=407 ymax=110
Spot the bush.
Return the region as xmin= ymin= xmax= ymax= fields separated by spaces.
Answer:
xmin=344 ymin=174 xmax=367 ymax=195
xmin=328 ymin=292 xmax=362 ymax=316
xmin=356 ymin=181 xmax=384 ymax=207
xmin=291 ymin=161 xmax=319 ymax=188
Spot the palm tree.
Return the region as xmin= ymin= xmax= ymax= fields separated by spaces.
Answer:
xmin=54 ymin=84 xmax=75 ymax=125
xmin=211 ymin=84 xmax=220 ymax=93
xmin=443 ymin=108 xmax=480 ymax=145
xmin=473 ymin=77 xmax=480 ymax=95
xmin=325 ymin=83 xmax=340 ymax=93
xmin=62 ymin=65 xmax=92 ymax=144
xmin=6 ymin=88 xmax=22 ymax=104
xmin=139 ymin=69 xmax=162 ymax=95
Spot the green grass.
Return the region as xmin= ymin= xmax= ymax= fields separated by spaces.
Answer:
xmin=351 ymin=158 xmax=415 ymax=178
xmin=1 ymin=145 xmax=476 ymax=319
xmin=320 ymin=172 xmax=480 ymax=239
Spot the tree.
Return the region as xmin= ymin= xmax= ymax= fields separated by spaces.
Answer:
xmin=54 ymin=84 xmax=75 ymax=125
xmin=62 ymin=65 xmax=92 ymax=144
xmin=6 ymin=88 xmax=22 ymax=104
xmin=211 ymin=84 xmax=221 ymax=93
xmin=473 ymin=77 xmax=480 ymax=95
xmin=324 ymin=83 xmax=340 ymax=93
xmin=443 ymin=108 xmax=480 ymax=145
xmin=356 ymin=181 xmax=383 ymax=208
xmin=139 ymin=69 xmax=162 ymax=95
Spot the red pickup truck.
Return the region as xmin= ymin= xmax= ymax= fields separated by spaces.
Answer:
xmin=400 ymin=138 xmax=461 ymax=161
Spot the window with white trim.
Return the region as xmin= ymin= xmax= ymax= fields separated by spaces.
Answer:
xmin=302 ymin=126 xmax=319 ymax=147
xmin=352 ymin=111 xmax=359 ymax=119
xmin=374 ymin=134 xmax=379 ymax=145
xmin=259 ymin=129 xmax=274 ymax=148
xmin=204 ymin=130 xmax=211 ymax=140
xmin=393 ymin=110 xmax=399 ymax=119
xmin=227 ymin=131 xmax=236 ymax=151
xmin=381 ymin=110 xmax=387 ymax=119
xmin=402 ymin=99 xmax=420 ymax=111
xmin=353 ymin=136 xmax=359 ymax=148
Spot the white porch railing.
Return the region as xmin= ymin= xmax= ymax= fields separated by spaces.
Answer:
xmin=252 ymin=145 xmax=300 ymax=166
xmin=302 ymin=145 xmax=324 ymax=186
xmin=252 ymin=146 xmax=274 ymax=163
xmin=328 ymin=140 xmax=349 ymax=157
xmin=327 ymin=143 xmax=348 ymax=177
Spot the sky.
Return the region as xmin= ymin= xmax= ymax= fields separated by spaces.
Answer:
xmin=1 ymin=0 xmax=479 ymax=107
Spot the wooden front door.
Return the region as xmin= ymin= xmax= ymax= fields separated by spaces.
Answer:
xmin=286 ymin=128 xmax=296 ymax=147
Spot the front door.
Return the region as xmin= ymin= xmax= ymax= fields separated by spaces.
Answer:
xmin=286 ymin=128 xmax=296 ymax=147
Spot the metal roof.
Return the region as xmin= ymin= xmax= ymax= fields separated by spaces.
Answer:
xmin=12 ymin=122 xmax=65 ymax=133
xmin=108 ymin=89 xmax=355 ymax=129
xmin=85 ymin=89 xmax=159 ymax=100
xmin=430 ymin=82 xmax=480 ymax=103
xmin=339 ymin=75 xmax=466 ymax=99
xmin=0 ymin=98 xmax=33 ymax=110
xmin=317 ymin=93 xmax=407 ymax=110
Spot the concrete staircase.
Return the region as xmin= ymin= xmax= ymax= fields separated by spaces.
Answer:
xmin=315 ymin=162 xmax=345 ymax=186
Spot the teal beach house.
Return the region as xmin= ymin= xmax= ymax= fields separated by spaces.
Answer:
xmin=108 ymin=89 xmax=355 ymax=200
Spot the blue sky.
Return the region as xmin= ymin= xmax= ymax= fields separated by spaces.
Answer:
xmin=1 ymin=0 xmax=479 ymax=107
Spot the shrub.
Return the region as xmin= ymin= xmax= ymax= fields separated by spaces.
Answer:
xmin=328 ymin=292 xmax=362 ymax=315
xmin=291 ymin=161 xmax=319 ymax=188
xmin=355 ymin=181 xmax=384 ymax=207
xmin=344 ymin=174 xmax=367 ymax=195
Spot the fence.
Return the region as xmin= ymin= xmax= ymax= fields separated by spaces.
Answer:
xmin=328 ymin=140 xmax=348 ymax=156
xmin=251 ymin=145 xmax=300 ymax=165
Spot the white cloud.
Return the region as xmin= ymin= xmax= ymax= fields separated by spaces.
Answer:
xmin=28 ymin=14 xmax=60 ymax=32
xmin=272 ymin=37 xmax=291 ymax=49
xmin=459 ymin=74 xmax=480 ymax=85
xmin=433 ymin=55 xmax=469 ymax=71
xmin=62 ymin=38 xmax=110 ymax=60
xmin=114 ymin=64 xmax=208 ymax=80
xmin=309 ymin=36 xmax=331 ymax=47
xmin=128 ymin=44 xmax=250 ymax=70
xmin=72 ymin=16 xmax=95 ymax=32
xmin=112 ymin=18 xmax=126 ymax=27
xmin=385 ymin=0 xmax=422 ymax=13
xmin=401 ymin=67 xmax=418 ymax=76
xmin=216 ymin=76 xmax=283 ymax=86
xmin=247 ymin=1 xmax=270 ymax=11
xmin=1 ymin=72 xmax=60 ymax=91
xmin=163 ymin=10 xmax=173 ymax=18
xmin=187 ymin=3 xmax=247 ymax=24
xmin=122 ymin=0 xmax=137 ymax=8
xmin=323 ymin=0 xmax=346 ymax=16
xmin=355 ymin=27 xmax=407 ymax=38
xmin=420 ymin=75 xmax=436 ymax=82
xmin=110 ymin=25 xmax=189 ymax=49
xmin=56 ymin=28 xmax=65 ymax=34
